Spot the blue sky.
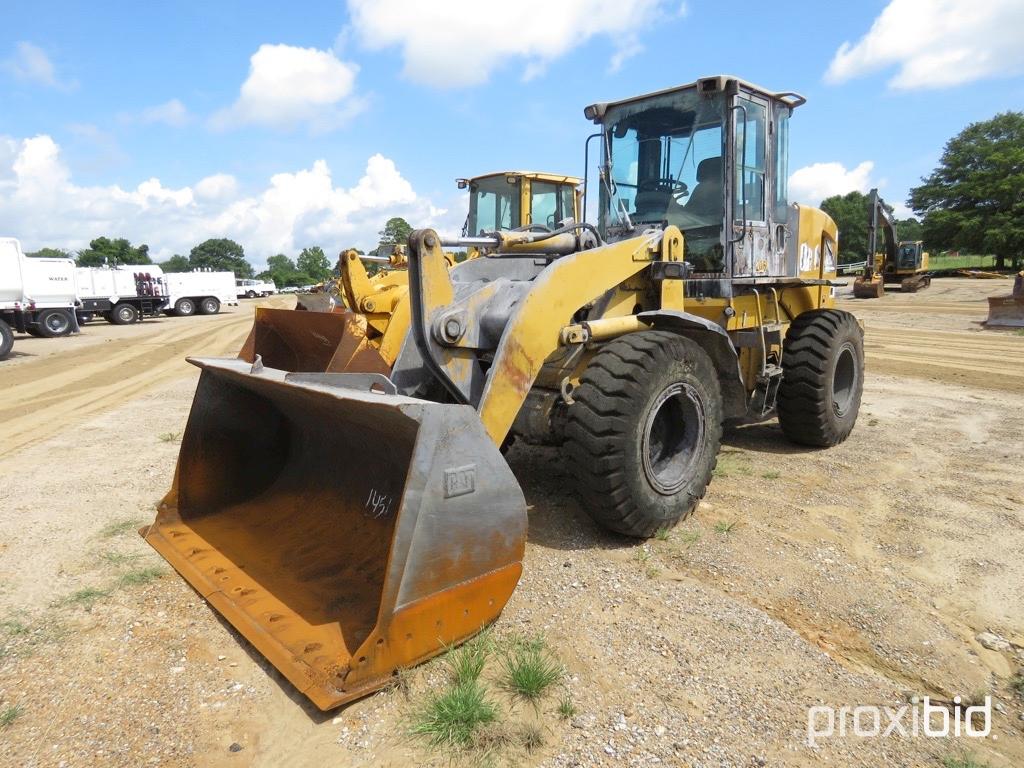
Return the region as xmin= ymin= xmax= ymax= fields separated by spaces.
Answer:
xmin=1 ymin=0 xmax=1022 ymax=268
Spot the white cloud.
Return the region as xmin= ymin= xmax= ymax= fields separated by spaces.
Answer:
xmin=788 ymin=161 xmax=875 ymax=206
xmin=2 ymin=41 xmax=73 ymax=89
xmin=347 ymin=0 xmax=671 ymax=87
xmin=135 ymin=99 xmax=191 ymax=127
xmin=0 ymin=134 xmax=456 ymax=268
xmin=825 ymin=0 xmax=1024 ymax=89
xmin=212 ymin=44 xmax=361 ymax=132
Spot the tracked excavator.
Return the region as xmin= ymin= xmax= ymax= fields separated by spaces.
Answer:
xmin=143 ymin=75 xmax=864 ymax=710
xmin=852 ymin=189 xmax=931 ymax=298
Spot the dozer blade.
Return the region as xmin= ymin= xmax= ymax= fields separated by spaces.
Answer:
xmin=986 ymin=295 xmax=1024 ymax=327
xmin=852 ymin=275 xmax=884 ymax=299
xmin=142 ymin=357 xmax=527 ymax=710
xmin=238 ymin=307 xmax=390 ymax=375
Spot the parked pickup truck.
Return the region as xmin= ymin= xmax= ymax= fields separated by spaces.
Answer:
xmin=236 ymin=278 xmax=277 ymax=298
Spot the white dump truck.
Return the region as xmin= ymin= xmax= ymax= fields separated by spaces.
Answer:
xmin=75 ymin=265 xmax=169 ymax=325
xmin=157 ymin=268 xmax=238 ymax=316
xmin=0 ymin=237 xmax=79 ymax=359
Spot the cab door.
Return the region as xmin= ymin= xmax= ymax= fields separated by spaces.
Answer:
xmin=730 ymin=93 xmax=771 ymax=277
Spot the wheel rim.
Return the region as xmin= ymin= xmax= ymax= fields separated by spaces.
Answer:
xmin=45 ymin=313 xmax=68 ymax=333
xmin=180 ymin=301 xmax=193 ymax=314
xmin=118 ymin=307 xmax=133 ymax=322
xmin=641 ymin=382 xmax=706 ymax=495
xmin=204 ymin=301 xmax=216 ymax=312
xmin=832 ymin=343 xmax=857 ymax=417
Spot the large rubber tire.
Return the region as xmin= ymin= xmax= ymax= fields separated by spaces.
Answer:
xmin=198 ymin=297 xmax=220 ymax=315
xmin=77 ymin=312 xmax=95 ymax=325
xmin=0 ymin=318 xmax=13 ymax=360
xmin=777 ymin=309 xmax=864 ymax=447
xmin=246 ymin=290 xmax=257 ymax=299
xmin=564 ymin=331 xmax=723 ymax=538
xmin=36 ymin=308 xmax=73 ymax=338
xmin=110 ymin=302 xmax=138 ymax=325
xmin=174 ymin=298 xmax=196 ymax=317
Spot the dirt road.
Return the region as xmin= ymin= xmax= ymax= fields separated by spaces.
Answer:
xmin=1 ymin=280 xmax=1022 ymax=767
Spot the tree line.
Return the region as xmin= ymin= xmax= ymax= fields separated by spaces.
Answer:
xmin=822 ymin=111 xmax=1023 ymax=270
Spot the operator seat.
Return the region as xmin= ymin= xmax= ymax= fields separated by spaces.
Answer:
xmin=685 ymin=157 xmax=723 ymax=218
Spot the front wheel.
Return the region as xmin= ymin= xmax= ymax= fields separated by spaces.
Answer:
xmin=36 ymin=308 xmax=73 ymax=338
xmin=777 ymin=309 xmax=864 ymax=447
xmin=563 ymin=330 xmax=723 ymax=538
xmin=110 ymin=303 xmax=138 ymax=325
xmin=246 ymin=290 xmax=257 ymax=298
xmin=174 ymin=298 xmax=196 ymax=317
xmin=198 ymin=297 xmax=220 ymax=315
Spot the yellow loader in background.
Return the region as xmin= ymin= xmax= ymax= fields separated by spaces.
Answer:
xmin=144 ymin=75 xmax=864 ymax=710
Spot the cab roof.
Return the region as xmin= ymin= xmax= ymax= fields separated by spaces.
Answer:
xmin=458 ymin=171 xmax=582 ymax=186
xmin=584 ymin=74 xmax=806 ymax=123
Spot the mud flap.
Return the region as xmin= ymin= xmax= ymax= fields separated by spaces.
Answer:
xmin=142 ymin=357 xmax=527 ymax=710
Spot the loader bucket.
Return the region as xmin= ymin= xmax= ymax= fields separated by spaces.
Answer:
xmin=852 ymin=275 xmax=884 ymax=299
xmin=142 ymin=357 xmax=527 ymax=710
xmin=986 ymin=294 xmax=1024 ymax=327
xmin=238 ymin=307 xmax=391 ymax=376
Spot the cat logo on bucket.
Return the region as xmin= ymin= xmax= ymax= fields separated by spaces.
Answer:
xmin=444 ymin=465 xmax=477 ymax=498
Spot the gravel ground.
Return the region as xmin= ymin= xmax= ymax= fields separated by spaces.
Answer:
xmin=1 ymin=280 xmax=1022 ymax=767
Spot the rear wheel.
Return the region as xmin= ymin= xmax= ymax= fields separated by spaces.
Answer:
xmin=174 ymin=298 xmax=196 ymax=317
xmin=77 ymin=312 xmax=95 ymax=325
xmin=564 ymin=330 xmax=723 ymax=538
xmin=0 ymin=318 xmax=13 ymax=360
xmin=198 ymin=297 xmax=220 ymax=315
xmin=246 ymin=290 xmax=257 ymax=298
xmin=777 ymin=309 xmax=864 ymax=447
xmin=36 ymin=308 xmax=73 ymax=338
xmin=110 ymin=302 xmax=138 ymax=325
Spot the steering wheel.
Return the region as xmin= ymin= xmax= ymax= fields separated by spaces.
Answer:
xmin=637 ymin=177 xmax=689 ymax=201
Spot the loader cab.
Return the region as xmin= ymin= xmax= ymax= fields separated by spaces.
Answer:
xmin=588 ymin=75 xmax=805 ymax=282
xmin=461 ymin=172 xmax=581 ymax=236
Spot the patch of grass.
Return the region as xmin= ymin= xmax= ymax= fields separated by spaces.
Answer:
xmin=117 ymin=566 xmax=165 ymax=587
xmin=158 ymin=431 xmax=180 ymax=443
xmin=761 ymin=470 xmax=781 ymax=480
xmin=1015 ymin=329 xmax=1024 ymax=337
xmin=500 ymin=643 xmax=563 ymax=705
xmin=557 ymin=693 xmax=577 ymax=720
xmin=634 ymin=547 xmax=652 ymax=566
xmin=447 ymin=631 xmax=492 ymax=686
xmin=942 ymin=755 xmax=991 ymax=768
xmin=410 ymin=679 xmax=498 ymax=749
xmin=100 ymin=551 xmax=142 ymax=566
xmin=520 ymin=722 xmax=544 ymax=753
xmin=653 ymin=527 xmax=671 ymax=541
xmin=679 ymin=530 xmax=701 ymax=547
xmin=712 ymin=452 xmax=751 ymax=479
xmin=1010 ymin=671 xmax=1024 ymax=697
xmin=714 ymin=520 xmax=738 ymax=535
xmin=99 ymin=519 xmax=143 ymax=539
xmin=0 ymin=705 xmax=23 ymax=728
xmin=0 ymin=618 xmax=29 ymax=637
xmin=57 ymin=586 xmax=111 ymax=609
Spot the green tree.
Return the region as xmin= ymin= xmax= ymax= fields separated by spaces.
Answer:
xmin=820 ymin=191 xmax=870 ymax=263
xmin=26 ymin=247 xmax=73 ymax=259
xmin=296 ymin=246 xmax=332 ymax=282
xmin=909 ymin=111 xmax=1024 ymax=270
xmin=77 ymin=237 xmax=151 ymax=267
xmin=378 ymin=216 xmax=413 ymax=246
xmin=160 ymin=254 xmax=191 ymax=272
xmin=896 ymin=218 xmax=923 ymax=243
xmin=261 ymin=254 xmax=310 ymax=287
xmin=188 ymin=238 xmax=254 ymax=278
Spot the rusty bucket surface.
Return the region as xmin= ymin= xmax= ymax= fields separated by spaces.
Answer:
xmin=986 ymin=295 xmax=1024 ymax=327
xmin=143 ymin=357 xmax=526 ymax=710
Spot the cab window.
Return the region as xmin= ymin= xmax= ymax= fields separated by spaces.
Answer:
xmin=735 ymin=98 xmax=766 ymax=222
xmin=530 ymin=181 xmax=559 ymax=228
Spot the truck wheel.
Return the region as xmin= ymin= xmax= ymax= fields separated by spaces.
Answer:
xmin=198 ymin=297 xmax=220 ymax=315
xmin=246 ymin=290 xmax=257 ymax=298
xmin=77 ymin=312 xmax=95 ymax=325
xmin=36 ymin=308 xmax=73 ymax=338
xmin=111 ymin=303 xmax=139 ymax=325
xmin=564 ymin=330 xmax=723 ymax=538
xmin=174 ymin=298 xmax=196 ymax=317
xmin=777 ymin=309 xmax=864 ymax=447
xmin=0 ymin=318 xmax=13 ymax=360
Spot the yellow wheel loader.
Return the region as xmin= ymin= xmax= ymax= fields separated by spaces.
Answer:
xmin=852 ymin=189 xmax=931 ymax=298
xmin=143 ymin=75 xmax=864 ymax=711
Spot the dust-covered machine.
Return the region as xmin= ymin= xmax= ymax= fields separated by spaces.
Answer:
xmin=852 ymin=189 xmax=931 ymax=298
xmin=143 ymin=75 xmax=864 ymax=710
